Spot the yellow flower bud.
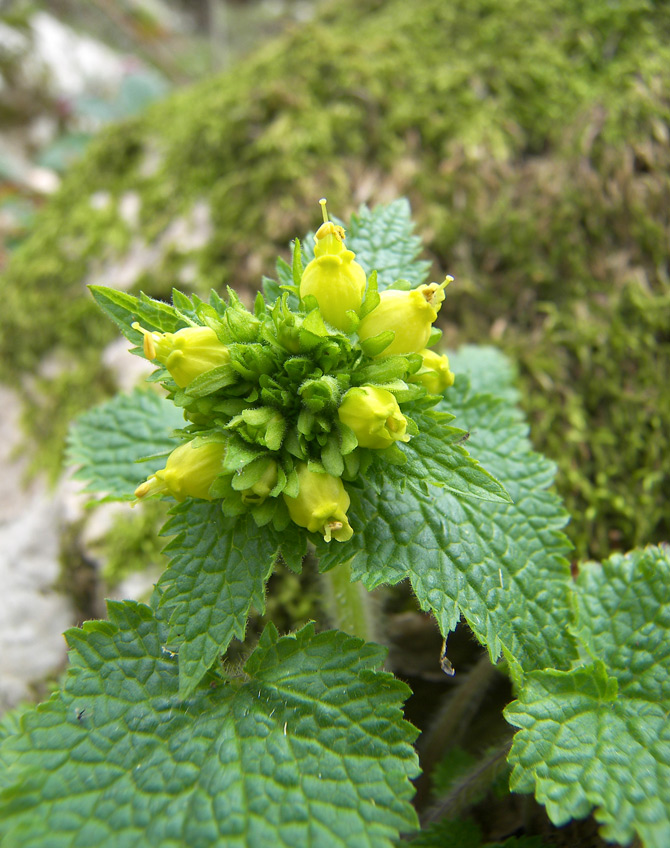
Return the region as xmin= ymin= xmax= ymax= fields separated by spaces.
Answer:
xmin=337 ymin=386 xmax=410 ymax=449
xmin=132 ymin=323 xmax=229 ymax=388
xmin=134 ymin=439 xmax=227 ymax=502
xmin=240 ymin=461 xmax=279 ymax=505
xmin=283 ymin=463 xmax=353 ymax=542
xmin=409 ymin=349 xmax=455 ymax=394
xmin=357 ymin=278 xmax=452 ymax=357
xmin=299 ymin=199 xmax=366 ymax=331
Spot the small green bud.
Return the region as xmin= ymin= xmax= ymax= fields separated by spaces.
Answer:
xmin=409 ymin=349 xmax=455 ymax=394
xmin=357 ymin=278 xmax=452 ymax=357
xmin=299 ymin=199 xmax=366 ymax=332
xmin=337 ymin=386 xmax=410 ymax=449
xmin=283 ymin=463 xmax=353 ymax=542
xmin=135 ymin=438 xmax=227 ymax=502
xmin=132 ymin=323 xmax=229 ymax=388
xmin=240 ymin=461 xmax=279 ymax=505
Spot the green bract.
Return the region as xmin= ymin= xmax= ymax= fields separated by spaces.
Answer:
xmin=126 ymin=201 xmax=470 ymax=541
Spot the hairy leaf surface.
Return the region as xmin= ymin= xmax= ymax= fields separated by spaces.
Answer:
xmin=67 ymin=388 xmax=184 ymax=500
xmin=506 ymin=546 xmax=670 ymax=848
xmin=157 ymin=502 xmax=281 ymax=699
xmin=318 ymin=363 xmax=576 ymax=674
xmin=388 ymin=410 xmax=512 ymax=503
xmin=0 ymin=604 xmax=419 ymax=847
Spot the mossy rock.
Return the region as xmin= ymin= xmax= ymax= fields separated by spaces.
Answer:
xmin=3 ymin=0 xmax=669 ymax=561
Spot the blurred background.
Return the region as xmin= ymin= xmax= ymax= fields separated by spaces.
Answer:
xmin=0 ymin=0 xmax=668 ymax=760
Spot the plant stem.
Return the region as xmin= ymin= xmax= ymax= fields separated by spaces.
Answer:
xmin=414 ymin=651 xmax=501 ymax=808
xmin=321 ymin=560 xmax=376 ymax=642
xmin=420 ymin=737 xmax=513 ymax=827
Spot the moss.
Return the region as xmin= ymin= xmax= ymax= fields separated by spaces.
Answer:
xmin=3 ymin=0 xmax=670 ymax=561
xmin=94 ymin=499 xmax=169 ymax=589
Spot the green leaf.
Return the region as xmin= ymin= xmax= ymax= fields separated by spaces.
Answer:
xmin=447 ymin=345 xmax=520 ymax=405
xmin=346 ymin=199 xmax=431 ymax=290
xmin=506 ymin=545 xmax=670 ymax=848
xmin=67 ymin=389 xmax=185 ymax=500
xmin=89 ymin=285 xmax=192 ymax=344
xmin=317 ymin=363 xmax=576 ymax=675
xmin=388 ymin=411 xmax=511 ymax=503
xmin=157 ymin=502 xmax=281 ymax=699
xmin=0 ymin=604 xmax=419 ymax=847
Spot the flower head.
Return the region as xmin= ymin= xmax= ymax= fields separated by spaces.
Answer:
xmin=132 ymin=323 xmax=229 ymax=388
xmin=338 ymin=386 xmax=410 ymax=449
xmin=299 ymin=199 xmax=367 ymax=331
xmin=283 ymin=463 xmax=353 ymax=542
xmin=134 ymin=438 xmax=227 ymax=502
xmin=357 ymin=278 xmax=452 ymax=356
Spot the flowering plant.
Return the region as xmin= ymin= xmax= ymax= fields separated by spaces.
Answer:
xmin=1 ymin=200 xmax=668 ymax=848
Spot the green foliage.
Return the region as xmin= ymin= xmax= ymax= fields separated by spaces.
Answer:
xmin=318 ymin=360 xmax=576 ymax=675
xmin=2 ymin=0 xmax=669 ymax=563
xmin=6 ymin=179 xmax=670 ymax=846
xmin=67 ymin=388 xmax=185 ymax=500
xmin=0 ymin=605 xmax=419 ymax=847
xmin=506 ymin=545 xmax=670 ymax=847
xmin=157 ymin=503 xmax=281 ymax=699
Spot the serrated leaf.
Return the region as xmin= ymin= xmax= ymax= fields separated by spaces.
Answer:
xmin=67 ymin=389 xmax=185 ymax=500
xmin=506 ymin=545 xmax=670 ymax=848
xmin=389 ymin=411 xmax=511 ymax=503
xmin=317 ymin=363 xmax=577 ymax=675
xmin=346 ymin=199 xmax=431 ymax=289
xmin=0 ymin=604 xmax=419 ymax=847
xmin=89 ymin=285 xmax=191 ymax=344
xmin=157 ymin=503 xmax=281 ymax=699
xmin=447 ymin=345 xmax=520 ymax=405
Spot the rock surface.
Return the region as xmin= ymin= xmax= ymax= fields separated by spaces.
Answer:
xmin=0 ymin=385 xmax=73 ymax=711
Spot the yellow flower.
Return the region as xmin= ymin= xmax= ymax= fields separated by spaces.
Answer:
xmin=132 ymin=323 xmax=229 ymax=388
xmin=338 ymin=386 xmax=410 ymax=449
xmin=409 ymin=349 xmax=455 ymax=393
xmin=357 ymin=278 xmax=452 ymax=356
xmin=299 ymin=199 xmax=366 ymax=331
xmin=134 ymin=439 xmax=227 ymax=502
xmin=283 ymin=463 xmax=353 ymax=542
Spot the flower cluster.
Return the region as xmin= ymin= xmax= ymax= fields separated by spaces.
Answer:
xmin=133 ymin=200 xmax=454 ymax=542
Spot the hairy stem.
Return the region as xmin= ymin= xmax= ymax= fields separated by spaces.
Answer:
xmin=420 ymin=737 xmax=513 ymax=827
xmin=321 ymin=560 xmax=377 ymax=642
xmin=414 ymin=651 xmax=501 ymax=808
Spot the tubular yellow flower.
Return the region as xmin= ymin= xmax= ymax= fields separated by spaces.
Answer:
xmin=409 ymin=349 xmax=455 ymax=394
xmin=299 ymin=199 xmax=366 ymax=331
xmin=338 ymin=386 xmax=410 ymax=449
xmin=132 ymin=323 xmax=229 ymax=388
xmin=283 ymin=463 xmax=353 ymax=542
xmin=357 ymin=278 xmax=452 ymax=357
xmin=134 ymin=439 xmax=227 ymax=502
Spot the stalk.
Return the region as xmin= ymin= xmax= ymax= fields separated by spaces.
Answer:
xmin=321 ymin=559 xmax=377 ymax=642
